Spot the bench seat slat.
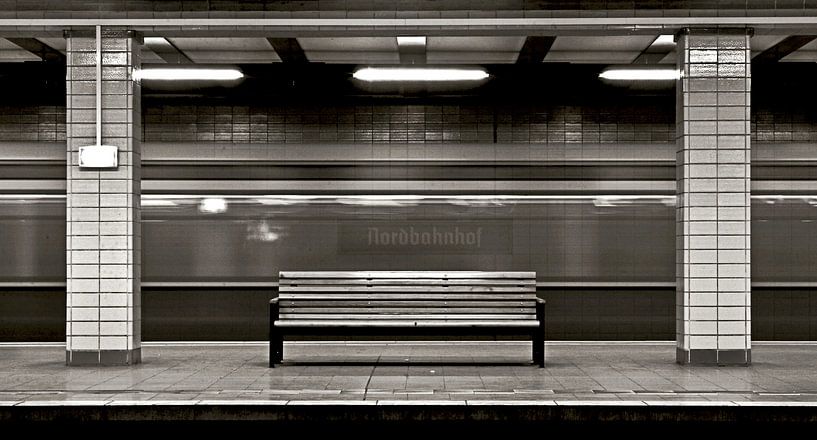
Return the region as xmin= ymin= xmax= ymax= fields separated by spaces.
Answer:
xmin=278 ymin=286 xmax=536 ymax=293
xmin=280 ymin=279 xmax=535 ymax=286
xmin=278 ymin=314 xmax=536 ymax=320
xmin=280 ymin=271 xmax=535 ymax=279
xmin=275 ymin=319 xmax=541 ymax=328
xmin=280 ymin=307 xmax=534 ymax=314
xmin=278 ymin=293 xmax=534 ymax=300
xmin=279 ymin=300 xmax=535 ymax=307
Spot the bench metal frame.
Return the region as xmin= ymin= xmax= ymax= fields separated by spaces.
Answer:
xmin=269 ymin=271 xmax=545 ymax=368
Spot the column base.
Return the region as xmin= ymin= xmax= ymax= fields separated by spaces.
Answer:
xmin=676 ymin=348 xmax=751 ymax=366
xmin=66 ymin=348 xmax=141 ymax=366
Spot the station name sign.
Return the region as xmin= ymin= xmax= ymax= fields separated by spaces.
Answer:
xmin=338 ymin=221 xmax=512 ymax=255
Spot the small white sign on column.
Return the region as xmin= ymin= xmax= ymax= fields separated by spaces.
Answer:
xmin=78 ymin=145 xmax=118 ymax=169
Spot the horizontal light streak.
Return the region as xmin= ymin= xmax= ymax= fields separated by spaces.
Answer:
xmin=599 ymin=68 xmax=680 ymax=81
xmin=353 ymin=67 xmax=488 ymax=82
xmin=135 ymin=68 xmax=243 ymax=81
xmin=9 ymin=195 xmax=817 ymax=201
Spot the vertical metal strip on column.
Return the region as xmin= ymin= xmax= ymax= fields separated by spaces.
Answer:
xmin=96 ymin=24 xmax=102 ymax=363
xmin=96 ymin=25 xmax=102 ymax=147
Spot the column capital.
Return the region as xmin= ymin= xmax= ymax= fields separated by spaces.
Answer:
xmin=63 ymin=28 xmax=143 ymax=43
xmin=675 ymin=27 xmax=754 ymax=39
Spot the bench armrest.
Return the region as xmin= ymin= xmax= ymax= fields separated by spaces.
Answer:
xmin=536 ymin=298 xmax=546 ymax=305
xmin=269 ymin=298 xmax=279 ymax=305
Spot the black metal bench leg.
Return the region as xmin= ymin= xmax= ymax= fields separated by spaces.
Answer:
xmin=271 ymin=331 xmax=283 ymax=367
xmin=269 ymin=298 xmax=282 ymax=367
xmin=535 ymin=298 xmax=546 ymax=368
xmin=532 ymin=333 xmax=544 ymax=368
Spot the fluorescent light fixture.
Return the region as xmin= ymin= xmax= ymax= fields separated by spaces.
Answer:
xmin=397 ymin=36 xmax=426 ymax=46
xmin=652 ymin=34 xmax=675 ymax=46
xmin=199 ymin=198 xmax=228 ymax=214
xmin=599 ymin=67 xmax=681 ymax=81
xmin=136 ymin=68 xmax=244 ymax=81
xmin=78 ymin=145 xmax=118 ymax=168
xmin=353 ymin=67 xmax=488 ymax=82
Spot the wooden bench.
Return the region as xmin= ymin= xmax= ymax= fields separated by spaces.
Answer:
xmin=269 ymin=271 xmax=545 ymax=367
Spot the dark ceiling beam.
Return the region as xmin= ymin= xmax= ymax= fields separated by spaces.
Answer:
xmin=267 ymin=38 xmax=309 ymax=63
xmin=631 ymin=36 xmax=674 ymax=64
xmin=146 ymin=37 xmax=193 ymax=64
xmin=754 ymin=35 xmax=817 ymax=63
xmin=5 ymin=37 xmax=64 ymax=62
xmin=516 ymin=36 xmax=555 ymax=64
xmin=631 ymin=50 xmax=672 ymax=64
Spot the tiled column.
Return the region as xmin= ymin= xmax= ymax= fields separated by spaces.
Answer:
xmin=676 ymin=29 xmax=751 ymax=366
xmin=65 ymin=30 xmax=142 ymax=365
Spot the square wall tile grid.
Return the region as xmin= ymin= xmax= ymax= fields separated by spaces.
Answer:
xmin=65 ymin=31 xmax=141 ymax=365
xmin=141 ymin=103 xmax=674 ymax=144
xmin=675 ymin=30 xmax=751 ymax=365
xmin=752 ymin=106 xmax=817 ymax=142
xmin=4 ymin=100 xmax=817 ymax=145
xmin=0 ymin=106 xmax=65 ymax=142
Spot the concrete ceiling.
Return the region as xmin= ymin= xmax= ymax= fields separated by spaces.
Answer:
xmin=426 ymin=36 xmax=524 ymax=64
xmin=168 ymin=38 xmax=281 ymax=63
xmin=545 ymin=36 xmax=657 ymax=64
xmin=298 ymin=37 xmax=398 ymax=63
xmin=752 ymin=35 xmax=789 ymax=54
xmin=781 ymin=38 xmax=817 ymax=62
xmin=0 ymin=38 xmax=40 ymax=61
xmin=0 ymin=34 xmax=812 ymax=65
xmin=33 ymin=37 xmax=66 ymax=52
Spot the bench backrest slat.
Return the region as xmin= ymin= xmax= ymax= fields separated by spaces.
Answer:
xmin=282 ymin=279 xmax=534 ymax=286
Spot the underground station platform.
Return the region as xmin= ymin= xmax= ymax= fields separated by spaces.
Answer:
xmin=5 ymin=0 xmax=817 ymax=433
xmin=2 ymin=342 xmax=817 ymax=433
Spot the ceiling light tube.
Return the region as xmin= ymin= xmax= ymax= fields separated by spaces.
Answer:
xmin=353 ymin=67 xmax=488 ymax=82
xmin=599 ymin=67 xmax=681 ymax=81
xmin=136 ymin=68 xmax=244 ymax=81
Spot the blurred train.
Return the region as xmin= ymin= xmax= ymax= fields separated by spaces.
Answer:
xmin=2 ymin=192 xmax=815 ymax=341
